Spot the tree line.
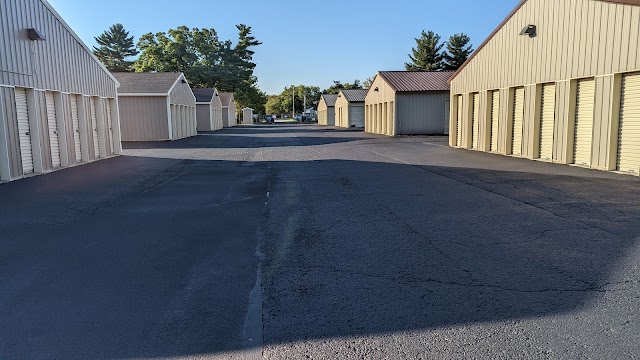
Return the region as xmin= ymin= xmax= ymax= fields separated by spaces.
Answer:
xmin=92 ymin=23 xmax=267 ymax=114
xmin=405 ymin=31 xmax=474 ymax=71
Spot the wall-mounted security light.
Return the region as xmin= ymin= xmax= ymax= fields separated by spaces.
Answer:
xmin=27 ymin=28 xmax=46 ymax=41
xmin=520 ymin=25 xmax=537 ymax=38
xmin=181 ymin=80 xmax=187 ymax=84
xmin=374 ymin=87 xmax=379 ymax=92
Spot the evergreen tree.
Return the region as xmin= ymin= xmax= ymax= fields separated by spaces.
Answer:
xmin=443 ymin=33 xmax=474 ymax=70
xmin=405 ymin=30 xmax=444 ymax=71
xmin=93 ymin=24 xmax=139 ymax=72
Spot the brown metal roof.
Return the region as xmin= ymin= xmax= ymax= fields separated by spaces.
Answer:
xmin=379 ymin=71 xmax=453 ymax=92
xmin=339 ymin=89 xmax=368 ymax=103
xmin=450 ymin=0 xmax=640 ymax=82
xmin=321 ymin=94 xmax=339 ymax=107
xmin=219 ymin=92 xmax=234 ymax=106
xmin=192 ymin=88 xmax=216 ymax=103
xmin=113 ymin=72 xmax=183 ymax=94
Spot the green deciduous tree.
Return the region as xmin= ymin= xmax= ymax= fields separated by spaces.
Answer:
xmin=322 ymin=80 xmax=363 ymax=95
xmin=405 ymin=30 xmax=444 ymax=71
xmin=93 ymin=24 xmax=139 ymax=72
xmin=266 ymin=85 xmax=321 ymax=115
xmin=443 ymin=33 xmax=474 ymax=70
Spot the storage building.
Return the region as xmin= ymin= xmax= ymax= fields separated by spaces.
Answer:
xmin=219 ymin=92 xmax=237 ymax=127
xmin=242 ymin=108 xmax=254 ymax=125
xmin=114 ymin=72 xmax=197 ymax=141
xmin=193 ymin=88 xmax=223 ymax=132
xmin=366 ymin=71 xmax=452 ymax=136
xmin=450 ymin=0 xmax=640 ymax=176
xmin=317 ymin=94 xmax=338 ymax=126
xmin=335 ymin=89 xmax=367 ymax=128
xmin=0 ymin=0 xmax=122 ymax=182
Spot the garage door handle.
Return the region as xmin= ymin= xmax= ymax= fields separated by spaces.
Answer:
xmin=25 ymin=132 xmax=30 ymax=136
xmin=75 ymin=130 xmax=80 ymax=133
xmin=53 ymin=131 xmax=58 ymax=135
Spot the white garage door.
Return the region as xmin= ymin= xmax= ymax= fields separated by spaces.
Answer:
xmin=70 ymin=95 xmax=82 ymax=162
xmin=45 ymin=92 xmax=61 ymax=168
xmin=472 ymin=93 xmax=480 ymax=149
xmin=90 ymin=97 xmax=100 ymax=158
xmin=15 ymin=88 xmax=34 ymax=175
xmin=490 ymin=90 xmax=500 ymax=152
xmin=456 ymin=95 xmax=463 ymax=147
xmin=539 ymin=83 xmax=556 ymax=161
xmin=512 ymin=87 xmax=525 ymax=156
xmin=574 ymin=79 xmax=595 ymax=166
xmin=617 ymin=73 xmax=640 ymax=174
xmin=106 ymin=100 xmax=114 ymax=155
xmin=351 ymin=106 xmax=365 ymax=128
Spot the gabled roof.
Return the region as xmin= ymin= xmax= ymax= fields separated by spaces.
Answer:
xmin=219 ymin=92 xmax=234 ymax=107
xmin=339 ymin=89 xmax=368 ymax=103
xmin=113 ymin=72 xmax=184 ymax=95
xmin=378 ymin=71 xmax=452 ymax=92
xmin=450 ymin=0 xmax=640 ymax=82
xmin=192 ymin=88 xmax=217 ymax=103
xmin=320 ymin=94 xmax=339 ymax=107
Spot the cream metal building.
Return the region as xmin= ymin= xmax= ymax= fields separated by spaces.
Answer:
xmin=366 ymin=71 xmax=452 ymax=136
xmin=317 ymin=94 xmax=338 ymax=126
xmin=450 ymin=0 xmax=640 ymax=176
xmin=335 ymin=89 xmax=367 ymax=128
xmin=114 ymin=72 xmax=197 ymax=141
xmin=0 ymin=0 xmax=122 ymax=182
xmin=219 ymin=92 xmax=237 ymax=127
xmin=193 ymin=88 xmax=223 ymax=132
xmin=242 ymin=108 xmax=254 ymax=125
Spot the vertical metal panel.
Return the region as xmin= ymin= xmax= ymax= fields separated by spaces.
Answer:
xmin=349 ymin=105 xmax=365 ymax=128
xmin=14 ymin=88 xmax=33 ymax=174
xmin=169 ymin=79 xmax=196 ymax=106
xmin=70 ymin=94 xmax=82 ymax=162
xmin=1 ymin=87 xmax=21 ymax=178
xmin=456 ymin=95 xmax=463 ymax=146
xmin=45 ymin=91 xmax=60 ymax=167
xmin=617 ymin=72 xmax=640 ymax=173
xmin=539 ymin=83 xmax=556 ymax=160
xmin=105 ymin=99 xmax=114 ymax=154
xmin=395 ymin=92 xmax=450 ymax=135
xmin=34 ymin=90 xmax=50 ymax=172
xmin=89 ymin=97 xmax=99 ymax=158
xmin=574 ymin=78 xmax=595 ymax=165
xmin=196 ymin=103 xmax=213 ymax=131
xmin=490 ymin=90 xmax=500 ymax=152
xmin=118 ymin=96 xmax=170 ymax=141
xmin=512 ymin=87 xmax=525 ymax=156
xmin=472 ymin=93 xmax=479 ymax=148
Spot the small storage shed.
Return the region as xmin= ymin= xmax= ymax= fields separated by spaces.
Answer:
xmin=193 ymin=88 xmax=223 ymax=132
xmin=335 ymin=89 xmax=367 ymax=128
xmin=219 ymin=92 xmax=237 ymax=127
xmin=365 ymin=71 xmax=452 ymax=136
xmin=114 ymin=72 xmax=197 ymax=141
xmin=242 ymin=108 xmax=254 ymax=124
xmin=0 ymin=0 xmax=122 ymax=182
xmin=449 ymin=0 xmax=640 ymax=176
xmin=317 ymin=94 xmax=338 ymax=126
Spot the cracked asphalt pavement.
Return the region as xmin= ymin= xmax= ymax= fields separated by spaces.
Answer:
xmin=1 ymin=125 xmax=639 ymax=359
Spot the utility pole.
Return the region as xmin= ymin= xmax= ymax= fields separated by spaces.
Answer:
xmin=292 ymin=85 xmax=295 ymax=119
xmin=303 ymin=93 xmax=306 ymax=121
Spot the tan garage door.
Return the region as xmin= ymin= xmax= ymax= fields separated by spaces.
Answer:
xmin=574 ymin=79 xmax=595 ymax=166
xmin=472 ymin=93 xmax=480 ymax=149
xmin=617 ymin=73 xmax=640 ymax=174
xmin=539 ymin=83 xmax=556 ymax=161
xmin=45 ymin=92 xmax=61 ymax=168
xmin=15 ymin=88 xmax=34 ymax=175
xmin=512 ymin=87 xmax=525 ymax=156
xmin=106 ymin=100 xmax=114 ymax=155
xmin=456 ymin=95 xmax=463 ymax=147
xmin=90 ymin=97 xmax=100 ymax=159
xmin=490 ymin=90 xmax=500 ymax=152
xmin=70 ymin=95 xmax=82 ymax=162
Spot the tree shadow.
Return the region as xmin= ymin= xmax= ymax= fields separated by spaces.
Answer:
xmin=123 ymin=134 xmax=371 ymax=149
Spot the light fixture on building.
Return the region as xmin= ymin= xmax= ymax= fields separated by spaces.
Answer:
xmin=374 ymin=87 xmax=379 ymax=92
xmin=181 ymin=80 xmax=187 ymax=84
xmin=520 ymin=25 xmax=537 ymax=38
xmin=27 ymin=28 xmax=46 ymax=41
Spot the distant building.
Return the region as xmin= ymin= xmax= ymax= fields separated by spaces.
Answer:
xmin=193 ymin=88 xmax=223 ymax=132
xmin=219 ymin=92 xmax=237 ymax=127
xmin=335 ymin=89 xmax=367 ymax=128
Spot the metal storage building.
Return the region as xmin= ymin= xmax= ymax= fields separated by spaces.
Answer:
xmin=365 ymin=71 xmax=452 ymax=136
xmin=450 ymin=0 xmax=640 ymax=176
xmin=317 ymin=94 xmax=338 ymax=126
xmin=193 ymin=88 xmax=223 ymax=132
xmin=242 ymin=108 xmax=254 ymax=125
xmin=219 ymin=92 xmax=237 ymax=128
xmin=335 ymin=89 xmax=367 ymax=128
xmin=114 ymin=72 xmax=197 ymax=141
xmin=0 ymin=0 xmax=122 ymax=183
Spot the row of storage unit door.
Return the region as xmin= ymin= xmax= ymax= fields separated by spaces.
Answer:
xmin=453 ymin=72 xmax=640 ymax=175
xmin=170 ymin=104 xmax=197 ymax=140
xmin=365 ymin=102 xmax=394 ymax=136
xmin=11 ymin=87 xmax=117 ymax=178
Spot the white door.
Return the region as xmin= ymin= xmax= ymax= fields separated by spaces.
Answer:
xmin=15 ymin=88 xmax=34 ymax=175
xmin=444 ymin=99 xmax=450 ymax=135
xmin=456 ymin=95 xmax=463 ymax=146
xmin=45 ymin=92 xmax=61 ymax=168
xmin=490 ymin=90 xmax=500 ymax=152
xmin=574 ymin=79 xmax=595 ymax=166
xmin=106 ymin=100 xmax=114 ymax=154
xmin=90 ymin=97 xmax=100 ymax=159
xmin=70 ymin=95 xmax=82 ymax=162
xmin=617 ymin=73 xmax=640 ymax=174
xmin=539 ymin=83 xmax=556 ymax=160
xmin=512 ymin=87 xmax=525 ymax=156
xmin=472 ymin=93 xmax=480 ymax=149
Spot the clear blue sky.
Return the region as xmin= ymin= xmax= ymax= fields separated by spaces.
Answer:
xmin=47 ymin=0 xmax=520 ymax=95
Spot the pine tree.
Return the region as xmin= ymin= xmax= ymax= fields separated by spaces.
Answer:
xmin=405 ymin=30 xmax=444 ymax=71
xmin=93 ymin=24 xmax=139 ymax=72
xmin=443 ymin=33 xmax=474 ymax=70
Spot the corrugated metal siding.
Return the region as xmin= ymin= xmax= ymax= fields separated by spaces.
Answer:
xmin=0 ymin=0 xmax=117 ymax=97
xmin=490 ymin=90 xmax=500 ymax=152
xmin=349 ymin=104 xmax=365 ymax=128
xmin=512 ymin=87 xmax=525 ymax=156
xmin=396 ymin=92 xmax=450 ymax=135
xmin=365 ymin=75 xmax=397 ymax=135
xmin=118 ymin=96 xmax=170 ymax=141
xmin=471 ymin=93 xmax=480 ymax=148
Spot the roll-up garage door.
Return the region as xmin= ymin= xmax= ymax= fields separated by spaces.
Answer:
xmin=472 ymin=93 xmax=480 ymax=149
xmin=15 ymin=88 xmax=34 ymax=175
xmin=574 ymin=79 xmax=595 ymax=166
xmin=70 ymin=95 xmax=82 ymax=162
xmin=617 ymin=73 xmax=640 ymax=174
xmin=456 ymin=95 xmax=463 ymax=147
xmin=90 ymin=97 xmax=100 ymax=159
xmin=45 ymin=92 xmax=61 ymax=168
xmin=512 ymin=87 xmax=525 ymax=156
xmin=106 ymin=100 xmax=114 ymax=155
xmin=539 ymin=83 xmax=556 ymax=160
xmin=490 ymin=90 xmax=500 ymax=152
